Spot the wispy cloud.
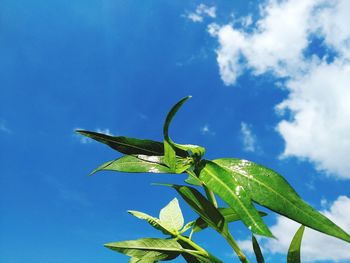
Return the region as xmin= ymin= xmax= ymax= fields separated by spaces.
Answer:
xmin=209 ymin=0 xmax=350 ymax=179
xmin=237 ymin=196 xmax=350 ymax=262
xmin=0 ymin=120 xmax=11 ymax=134
xmin=44 ymin=175 xmax=91 ymax=207
xmin=240 ymin=122 xmax=257 ymax=152
xmin=200 ymin=124 xmax=216 ymax=136
xmin=186 ymin=4 xmax=216 ymax=23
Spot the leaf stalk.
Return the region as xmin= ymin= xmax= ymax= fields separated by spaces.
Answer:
xmin=222 ymin=231 xmax=249 ymax=263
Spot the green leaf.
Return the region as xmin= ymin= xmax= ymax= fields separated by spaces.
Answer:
xmin=76 ymin=130 xmax=188 ymax=157
xmin=185 ymin=175 xmax=202 ymax=186
xmin=129 ymin=257 xmax=157 ymax=263
xmin=105 ymin=238 xmax=181 ymax=261
xmin=193 ymin=208 xmax=267 ymax=233
xmin=164 ymin=140 xmax=177 ymax=171
xmin=90 ymin=155 xmax=173 ymax=175
xmin=159 ymin=198 xmax=184 ymax=232
xmin=162 ymin=96 xmax=205 ymax=163
xmin=212 ymin=158 xmax=350 ymax=243
xmin=252 ymin=235 xmax=264 ymax=263
xmin=162 ymin=184 xmax=226 ymax=234
xmin=180 ymin=221 xmax=196 ymax=234
xmin=287 ymin=225 xmax=305 ymax=263
xmin=137 ymin=154 xmax=192 ymax=174
xmin=199 ymin=161 xmax=273 ymax=237
xmin=128 ymin=210 xmax=173 ymax=235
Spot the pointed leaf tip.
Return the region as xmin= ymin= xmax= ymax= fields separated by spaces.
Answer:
xmin=287 ymin=225 xmax=305 ymax=263
xmin=252 ymin=235 xmax=265 ymax=263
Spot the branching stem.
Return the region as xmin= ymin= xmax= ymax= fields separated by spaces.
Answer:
xmin=177 ymin=235 xmax=223 ymax=263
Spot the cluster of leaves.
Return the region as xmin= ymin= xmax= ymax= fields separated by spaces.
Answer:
xmin=77 ymin=96 xmax=350 ymax=263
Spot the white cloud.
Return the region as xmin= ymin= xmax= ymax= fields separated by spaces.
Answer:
xmin=0 ymin=120 xmax=11 ymax=134
xmin=238 ymin=196 xmax=350 ymax=262
xmin=95 ymin=128 xmax=112 ymax=136
xmin=74 ymin=128 xmax=113 ymax=144
xmin=44 ymin=175 xmax=91 ymax=207
xmin=240 ymin=122 xmax=257 ymax=152
xmin=277 ymin=62 xmax=350 ymax=178
xmin=187 ymin=4 xmax=216 ymax=23
xmin=209 ymin=0 xmax=350 ymax=179
xmin=201 ymin=124 xmax=215 ymax=135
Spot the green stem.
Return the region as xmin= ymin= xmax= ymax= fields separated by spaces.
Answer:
xmin=222 ymin=231 xmax=249 ymax=263
xmin=177 ymin=235 xmax=223 ymax=263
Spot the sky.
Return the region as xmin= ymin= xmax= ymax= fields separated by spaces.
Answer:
xmin=1 ymin=0 xmax=350 ymax=262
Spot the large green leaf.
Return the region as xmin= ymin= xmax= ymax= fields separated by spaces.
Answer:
xmin=105 ymin=238 xmax=182 ymax=261
xmin=193 ymin=208 xmax=267 ymax=233
xmin=199 ymin=161 xmax=273 ymax=237
xmin=76 ymin=130 xmax=188 ymax=157
xmin=90 ymin=155 xmax=173 ymax=175
xmin=287 ymin=225 xmax=305 ymax=263
xmin=162 ymin=184 xmax=226 ymax=234
xmin=212 ymin=158 xmax=350 ymax=243
xmin=252 ymin=235 xmax=264 ymax=263
xmin=159 ymin=198 xmax=184 ymax=232
xmin=128 ymin=210 xmax=173 ymax=235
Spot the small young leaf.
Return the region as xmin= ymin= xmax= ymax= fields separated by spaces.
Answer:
xmin=199 ymin=161 xmax=273 ymax=237
xmin=159 ymin=198 xmax=184 ymax=232
xmin=252 ymin=235 xmax=264 ymax=263
xmin=287 ymin=225 xmax=305 ymax=263
xmin=128 ymin=210 xmax=173 ymax=235
xmin=90 ymin=155 xmax=173 ymax=175
xmin=212 ymin=158 xmax=350 ymax=243
xmin=161 ymin=184 xmax=226 ymax=234
xmin=105 ymin=238 xmax=181 ymax=261
xmin=180 ymin=221 xmax=196 ymax=234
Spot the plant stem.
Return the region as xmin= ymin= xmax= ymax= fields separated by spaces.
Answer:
xmin=177 ymin=235 xmax=223 ymax=263
xmin=187 ymin=169 xmax=218 ymax=208
xmin=222 ymin=231 xmax=250 ymax=263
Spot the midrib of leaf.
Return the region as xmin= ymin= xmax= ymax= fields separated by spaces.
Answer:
xmin=109 ymin=161 xmax=168 ymax=168
xmin=100 ymin=137 xmax=162 ymax=155
xmin=105 ymin=157 xmax=171 ymax=169
xmin=202 ymin=166 xmax=267 ymax=235
xmin=113 ymin=244 xmax=181 ymax=252
xmin=168 ymin=215 xmax=179 ymax=232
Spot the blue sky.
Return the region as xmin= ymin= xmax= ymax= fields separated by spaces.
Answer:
xmin=1 ymin=0 xmax=350 ymax=262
